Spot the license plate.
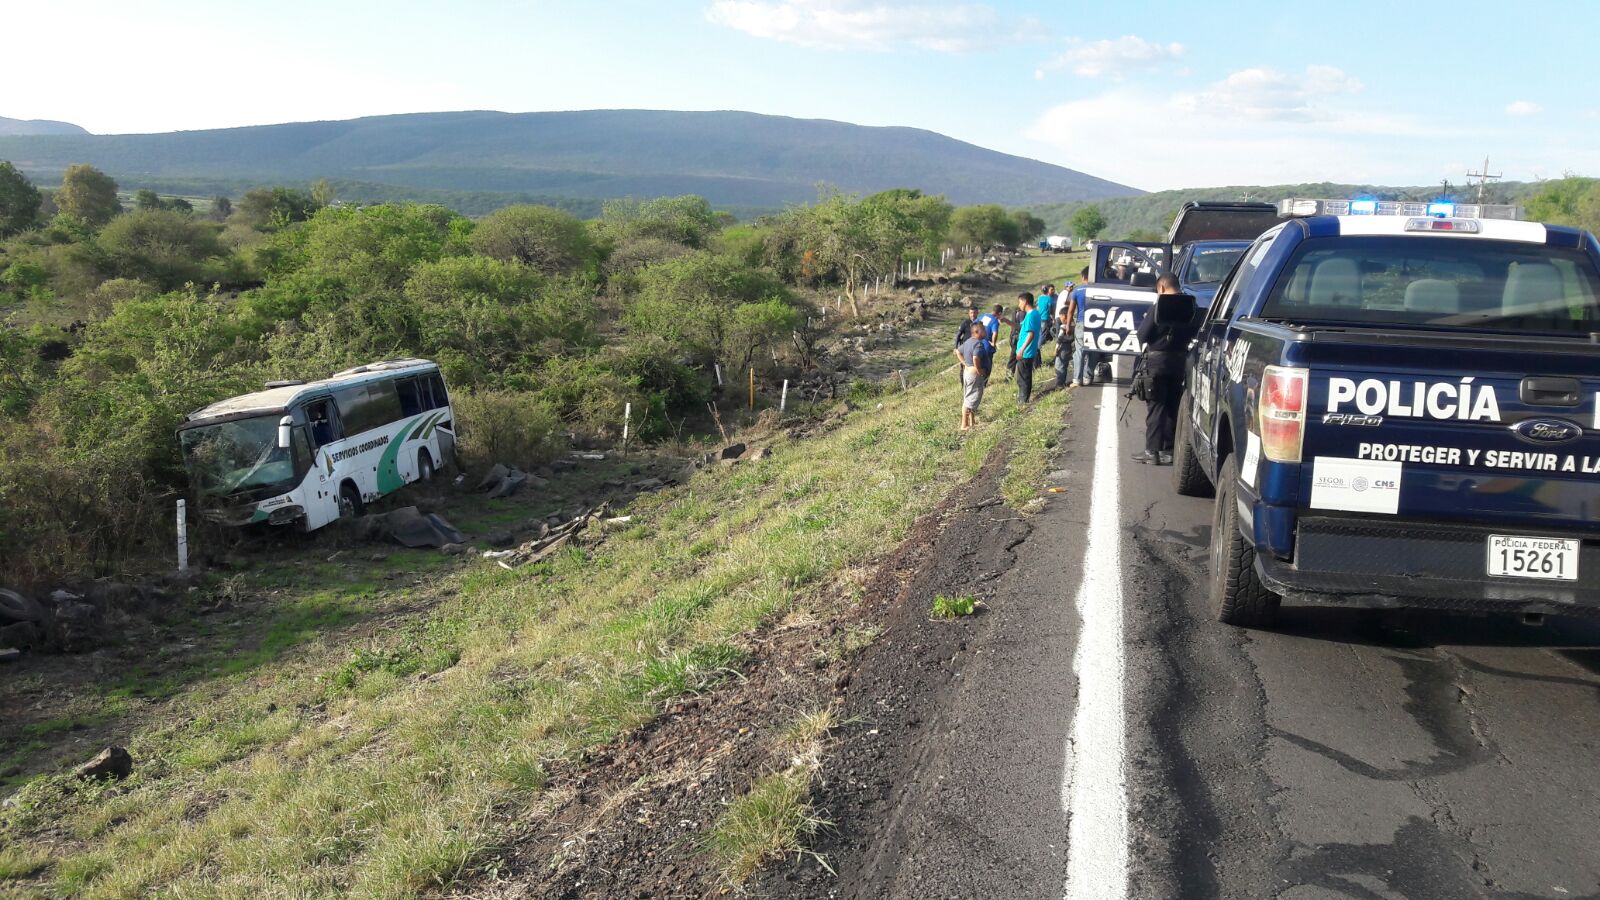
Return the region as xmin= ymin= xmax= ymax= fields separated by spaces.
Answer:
xmin=1486 ymin=535 xmax=1580 ymax=581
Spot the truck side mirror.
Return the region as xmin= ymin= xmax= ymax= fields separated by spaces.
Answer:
xmin=1155 ymin=293 xmax=1197 ymax=327
xmin=277 ymin=416 xmax=293 ymax=450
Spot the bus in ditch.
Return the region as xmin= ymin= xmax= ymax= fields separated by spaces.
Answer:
xmin=178 ymin=358 xmax=455 ymax=531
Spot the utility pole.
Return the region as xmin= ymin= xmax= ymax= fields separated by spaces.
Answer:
xmin=1465 ymin=155 xmax=1502 ymax=203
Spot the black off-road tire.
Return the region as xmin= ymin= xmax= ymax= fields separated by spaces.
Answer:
xmin=417 ymin=450 xmax=435 ymax=483
xmin=1172 ymin=393 xmax=1214 ymax=498
xmin=338 ymin=482 xmax=364 ymax=520
xmin=1209 ymin=457 xmax=1280 ymax=627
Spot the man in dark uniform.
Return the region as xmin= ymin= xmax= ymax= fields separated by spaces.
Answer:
xmin=1132 ymin=274 xmax=1197 ymax=465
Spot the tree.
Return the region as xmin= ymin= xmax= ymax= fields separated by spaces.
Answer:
xmin=135 ymin=189 xmax=162 ymax=211
xmin=97 ymin=208 xmax=226 ymax=289
xmin=55 ymin=164 xmax=120 ymax=226
xmin=950 ymin=205 xmax=1023 ymax=249
xmin=1011 ymin=210 xmax=1047 ymax=243
xmin=469 ymin=205 xmax=596 ymax=275
xmin=208 ymin=195 xmax=232 ymax=223
xmin=0 ymin=161 xmax=42 ymax=236
xmin=311 ymin=179 xmax=337 ymax=208
xmin=597 ymin=195 xmax=722 ymax=248
xmin=1070 ymin=205 xmax=1108 ymax=242
xmin=1526 ymin=177 xmax=1600 ymax=234
xmin=232 ymin=187 xmax=319 ymax=232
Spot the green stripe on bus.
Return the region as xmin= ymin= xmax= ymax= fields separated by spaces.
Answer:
xmin=377 ymin=417 xmax=422 ymax=494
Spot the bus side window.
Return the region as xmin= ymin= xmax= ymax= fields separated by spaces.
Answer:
xmin=397 ymin=378 xmax=424 ymax=417
xmin=306 ymin=399 xmax=339 ymax=448
xmin=427 ymin=374 xmax=449 ymax=410
xmin=291 ymin=426 xmax=313 ymax=474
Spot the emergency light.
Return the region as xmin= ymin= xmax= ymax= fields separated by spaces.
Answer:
xmin=1276 ymin=198 xmax=1523 ymax=221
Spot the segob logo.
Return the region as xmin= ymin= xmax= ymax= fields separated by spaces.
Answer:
xmin=1511 ymin=418 xmax=1583 ymax=445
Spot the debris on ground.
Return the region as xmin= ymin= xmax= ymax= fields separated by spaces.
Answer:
xmin=491 ymin=504 xmax=609 ymax=569
xmin=76 ymin=746 xmax=132 ymax=782
xmin=0 ymin=647 xmax=20 ymax=663
xmin=354 ymin=506 xmax=467 ymax=549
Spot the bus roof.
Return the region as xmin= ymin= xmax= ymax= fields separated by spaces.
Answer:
xmin=182 ymin=358 xmax=439 ymax=425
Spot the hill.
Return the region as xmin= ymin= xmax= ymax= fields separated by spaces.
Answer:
xmin=0 ymin=116 xmax=88 ymax=136
xmin=0 ymin=109 xmax=1139 ymax=213
xmin=1034 ymin=181 xmax=1547 ymax=241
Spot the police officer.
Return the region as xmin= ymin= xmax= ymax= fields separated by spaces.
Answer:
xmin=1132 ymin=273 xmax=1196 ymax=465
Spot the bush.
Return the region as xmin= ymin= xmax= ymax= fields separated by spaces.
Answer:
xmin=469 ymin=205 xmax=596 ymax=276
xmin=453 ymin=389 xmax=565 ymax=470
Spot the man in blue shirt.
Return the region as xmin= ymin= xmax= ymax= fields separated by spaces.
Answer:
xmin=953 ymin=326 xmax=994 ymax=430
xmin=1014 ymin=292 xmax=1042 ymax=403
xmin=1070 ymin=267 xmax=1103 ymax=386
xmin=979 ymin=304 xmax=1002 ymax=343
xmin=1037 ymin=284 xmax=1056 ymax=341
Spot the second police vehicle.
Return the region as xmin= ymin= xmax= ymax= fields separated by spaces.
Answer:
xmin=1169 ymin=198 xmax=1600 ymax=627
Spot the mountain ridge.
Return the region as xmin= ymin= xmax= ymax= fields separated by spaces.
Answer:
xmin=0 ymin=109 xmax=1140 ymax=212
xmin=0 ymin=115 xmax=89 ymax=136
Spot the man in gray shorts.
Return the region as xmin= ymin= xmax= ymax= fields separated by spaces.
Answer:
xmin=953 ymin=325 xmax=995 ymax=431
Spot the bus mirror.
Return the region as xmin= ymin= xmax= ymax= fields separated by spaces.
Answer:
xmin=277 ymin=416 xmax=293 ymax=450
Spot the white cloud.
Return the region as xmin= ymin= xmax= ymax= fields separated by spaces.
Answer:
xmin=1034 ymin=35 xmax=1184 ymax=80
xmin=1022 ymin=74 xmax=1477 ymax=190
xmin=1172 ymin=65 xmax=1363 ymax=123
xmin=1506 ymin=100 xmax=1542 ymax=116
xmin=704 ymin=0 xmax=1031 ymax=52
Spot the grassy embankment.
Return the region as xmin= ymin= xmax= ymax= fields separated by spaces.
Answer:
xmin=0 ymin=303 xmax=1072 ymax=897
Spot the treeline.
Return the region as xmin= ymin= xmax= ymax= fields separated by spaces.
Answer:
xmin=1032 ymin=178 xmax=1591 ymax=243
xmin=0 ymin=162 xmax=1043 ymax=581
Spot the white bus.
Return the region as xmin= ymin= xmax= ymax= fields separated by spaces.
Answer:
xmin=178 ymin=359 xmax=455 ymax=530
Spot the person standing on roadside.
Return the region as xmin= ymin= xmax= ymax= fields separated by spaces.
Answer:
xmin=1037 ymin=284 xmax=1056 ymax=341
xmin=1053 ymin=304 xmax=1075 ymax=389
xmin=1014 ymin=292 xmax=1042 ymax=403
xmin=1070 ymin=266 xmax=1101 ymax=386
xmin=1131 ymin=273 xmax=1197 ymax=465
xmin=952 ymin=321 xmax=995 ymax=430
xmin=1003 ymin=302 xmax=1023 ymax=379
xmin=953 ymin=305 xmax=980 ymax=385
xmin=979 ymin=303 xmax=1002 ymax=344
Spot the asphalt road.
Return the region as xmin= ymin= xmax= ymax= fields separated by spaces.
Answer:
xmin=807 ymin=369 xmax=1600 ymax=899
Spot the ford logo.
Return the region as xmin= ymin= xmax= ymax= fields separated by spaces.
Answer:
xmin=1511 ymin=418 xmax=1583 ymax=445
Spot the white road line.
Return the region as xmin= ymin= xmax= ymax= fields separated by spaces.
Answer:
xmin=1061 ymin=384 xmax=1128 ymax=899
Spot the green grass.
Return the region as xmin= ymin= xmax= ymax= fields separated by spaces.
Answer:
xmin=708 ymin=705 xmax=839 ymax=885
xmin=0 ymin=337 xmax=1068 ymax=897
xmin=930 ymin=595 xmax=978 ymax=619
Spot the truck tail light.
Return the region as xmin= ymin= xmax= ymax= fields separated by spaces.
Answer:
xmin=1259 ymin=365 xmax=1309 ymax=463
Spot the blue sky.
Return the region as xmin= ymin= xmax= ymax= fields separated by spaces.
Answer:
xmin=9 ymin=0 xmax=1598 ymax=190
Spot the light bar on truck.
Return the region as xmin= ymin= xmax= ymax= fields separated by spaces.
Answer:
xmin=1277 ymin=198 xmax=1523 ymax=221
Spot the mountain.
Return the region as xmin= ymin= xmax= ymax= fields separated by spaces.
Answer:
xmin=0 ymin=109 xmax=1138 ymax=213
xmin=0 ymin=115 xmax=88 ymax=136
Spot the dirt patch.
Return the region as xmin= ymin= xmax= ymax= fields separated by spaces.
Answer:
xmin=449 ymin=441 xmax=1021 ymax=899
xmin=751 ymin=440 xmax=1034 ymax=898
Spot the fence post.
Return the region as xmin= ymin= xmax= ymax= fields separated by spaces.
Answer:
xmin=780 ymin=379 xmax=789 ymax=412
xmin=748 ymin=367 xmax=755 ymax=411
xmin=714 ymin=363 xmax=723 ymax=386
xmin=622 ymin=402 xmax=631 ymax=455
xmin=176 ymin=499 xmax=188 ymax=572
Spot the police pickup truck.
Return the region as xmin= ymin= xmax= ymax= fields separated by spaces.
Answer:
xmin=1080 ymin=202 xmax=1280 ymax=356
xmin=1169 ymin=198 xmax=1600 ymax=627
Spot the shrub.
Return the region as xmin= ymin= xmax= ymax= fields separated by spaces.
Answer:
xmin=453 ymin=389 xmax=565 ymax=470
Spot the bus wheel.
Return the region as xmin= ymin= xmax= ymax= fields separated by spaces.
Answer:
xmin=417 ymin=451 xmax=435 ymax=482
xmin=338 ymin=482 xmax=364 ymax=520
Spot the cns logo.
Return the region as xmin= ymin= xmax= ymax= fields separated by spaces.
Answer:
xmin=1511 ymin=418 xmax=1583 ymax=445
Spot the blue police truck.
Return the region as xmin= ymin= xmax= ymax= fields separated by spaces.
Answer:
xmin=1080 ymin=202 xmax=1280 ymax=357
xmin=1170 ymin=198 xmax=1600 ymax=627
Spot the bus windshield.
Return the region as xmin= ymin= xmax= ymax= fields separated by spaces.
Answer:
xmin=180 ymin=415 xmax=298 ymax=498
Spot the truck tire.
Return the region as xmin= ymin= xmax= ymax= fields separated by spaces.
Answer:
xmin=1208 ymin=457 xmax=1280 ymax=627
xmin=417 ymin=450 xmax=435 ymax=483
xmin=1172 ymin=394 xmax=1214 ymax=498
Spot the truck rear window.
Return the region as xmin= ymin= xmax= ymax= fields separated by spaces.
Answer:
xmin=1259 ymin=236 xmax=1600 ymax=334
